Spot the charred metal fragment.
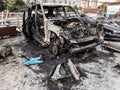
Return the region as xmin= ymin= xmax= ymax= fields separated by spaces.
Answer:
xmin=103 ymin=42 xmax=120 ymax=53
xmin=69 ymin=41 xmax=103 ymax=53
xmin=49 ymin=59 xmax=80 ymax=81
xmin=49 ymin=62 xmax=71 ymax=81
xmin=0 ymin=46 xmax=12 ymax=58
xmin=67 ymin=59 xmax=80 ymax=80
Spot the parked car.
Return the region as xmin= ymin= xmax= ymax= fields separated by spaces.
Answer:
xmin=22 ymin=3 xmax=103 ymax=55
xmin=109 ymin=16 xmax=120 ymax=27
xmin=81 ymin=13 xmax=120 ymax=41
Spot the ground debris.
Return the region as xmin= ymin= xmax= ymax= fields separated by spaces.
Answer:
xmin=114 ymin=64 xmax=120 ymax=69
xmin=49 ymin=59 xmax=81 ymax=81
xmin=0 ymin=45 xmax=12 ymax=58
xmin=1 ymin=34 xmax=120 ymax=90
xmin=49 ymin=61 xmax=71 ymax=81
xmin=68 ymin=59 xmax=80 ymax=80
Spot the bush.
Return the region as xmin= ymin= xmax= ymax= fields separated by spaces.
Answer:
xmin=7 ymin=0 xmax=26 ymax=12
xmin=0 ymin=0 xmax=7 ymax=12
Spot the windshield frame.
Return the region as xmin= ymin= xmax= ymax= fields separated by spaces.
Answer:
xmin=30 ymin=4 xmax=78 ymax=20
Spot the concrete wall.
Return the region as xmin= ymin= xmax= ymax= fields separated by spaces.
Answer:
xmin=82 ymin=8 xmax=100 ymax=13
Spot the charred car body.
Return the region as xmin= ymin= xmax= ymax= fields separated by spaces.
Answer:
xmin=82 ymin=13 xmax=120 ymax=41
xmin=22 ymin=3 xmax=103 ymax=55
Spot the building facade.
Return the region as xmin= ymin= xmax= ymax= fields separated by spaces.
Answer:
xmin=77 ymin=0 xmax=98 ymax=8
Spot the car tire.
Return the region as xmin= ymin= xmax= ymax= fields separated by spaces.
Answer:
xmin=50 ymin=43 xmax=59 ymax=55
xmin=22 ymin=19 xmax=34 ymax=39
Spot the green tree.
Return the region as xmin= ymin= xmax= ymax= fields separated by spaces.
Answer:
xmin=16 ymin=0 xmax=26 ymax=5
xmin=97 ymin=3 xmax=107 ymax=12
xmin=0 ymin=0 xmax=7 ymax=11
xmin=26 ymin=0 xmax=32 ymax=6
xmin=6 ymin=0 xmax=26 ymax=12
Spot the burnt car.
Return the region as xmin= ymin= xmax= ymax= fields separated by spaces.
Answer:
xmin=22 ymin=3 xmax=103 ymax=55
xmin=103 ymin=23 xmax=120 ymax=41
xmin=82 ymin=13 xmax=120 ymax=41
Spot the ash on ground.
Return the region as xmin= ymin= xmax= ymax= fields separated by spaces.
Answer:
xmin=0 ymin=35 xmax=120 ymax=90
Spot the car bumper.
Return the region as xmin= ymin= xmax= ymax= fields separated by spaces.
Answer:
xmin=69 ymin=40 xmax=103 ymax=53
xmin=69 ymin=36 xmax=99 ymax=44
xmin=104 ymin=33 xmax=120 ymax=41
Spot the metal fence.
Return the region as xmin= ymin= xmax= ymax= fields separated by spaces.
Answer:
xmin=0 ymin=12 xmax=23 ymax=27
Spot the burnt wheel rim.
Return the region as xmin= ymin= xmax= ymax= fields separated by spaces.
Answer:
xmin=52 ymin=45 xmax=58 ymax=55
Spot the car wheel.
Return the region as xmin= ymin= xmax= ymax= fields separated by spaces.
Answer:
xmin=23 ymin=24 xmax=29 ymax=38
xmin=50 ymin=44 xmax=58 ymax=55
xmin=49 ymin=38 xmax=59 ymax=55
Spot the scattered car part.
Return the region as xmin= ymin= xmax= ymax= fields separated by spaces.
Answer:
xmin=114 ymin=64 xmax=120 ymax=69
xmin=50 ymin=59 xmax=80 ymax=81
xmin=79 ymin=49 xmax=97 ymax=59
xmin=0 ymin=46 xmax=12 ymax=58
xmin=103 ymin=24 xmax=120 ymax=41
xmin=69 ymin=41 xmax=102 ymax=53
xmin=67 ymin=59 xmax=80 ymax=80
xmin=50 ymin=62 xmax=71 ymax=81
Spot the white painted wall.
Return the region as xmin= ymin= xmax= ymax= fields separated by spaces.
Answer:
xmin=107 ymin=5 xmax=120 ymax=14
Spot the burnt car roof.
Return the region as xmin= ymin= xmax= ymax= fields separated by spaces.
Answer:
xmin=31 ymin=3 xmax=70 ymax=9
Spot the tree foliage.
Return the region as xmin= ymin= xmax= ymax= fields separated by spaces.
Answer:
xmin=6 ymin=0 xmax=26 ymax=12
xmin=0 ymin=0 xmax=7 ymax=12
xmin=97 ymin=3 xmax=107 ymax=12
xmin=26 ymin=0 xmax=33 ymax=6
